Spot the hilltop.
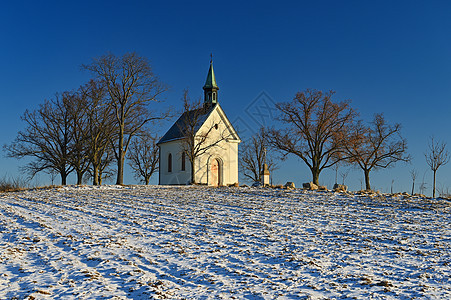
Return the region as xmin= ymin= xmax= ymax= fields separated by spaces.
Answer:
xmin=0 ymin=185 xmax=450 ymax=299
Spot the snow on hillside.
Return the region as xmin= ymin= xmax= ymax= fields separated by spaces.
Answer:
xmin=0 ymin=186 xmax=449 ymax=299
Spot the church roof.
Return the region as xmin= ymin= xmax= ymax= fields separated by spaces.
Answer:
xmin=158 ymin=103 xmax=241 ymax=145
xmin=157 ymin=105 xmax=215 ymax=144
xmin=203 ymin=60 xmax=219 ymax=90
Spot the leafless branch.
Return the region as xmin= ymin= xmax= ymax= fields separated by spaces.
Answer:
xmin=425 ymin=136 xmax=449 ymax=197
xmin=267 ymin=89 xmax=356 ymax=185
xmin=178 ymin=89 xmax=233 ymax=184
xmin=345 ymin=113 xmax=410 ymax=191
xmin=127 ymin=132 xmax=159 ymax=185
xmin=240 ymin=128 xmax=278 ymax=183
xmin=83 ymin=52 xmax=169 ymax=184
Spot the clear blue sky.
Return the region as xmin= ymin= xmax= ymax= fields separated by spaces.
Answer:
xmin=1 ymin=1 xmax=450 ymax=194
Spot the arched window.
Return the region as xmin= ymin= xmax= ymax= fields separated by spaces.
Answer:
xmin=168 ymin=153 xmax=172 ymax=172
xmin=213 ymin=92 xmax=216 ymax=101
xmin=181 ymin=152 xmax=186 ymax=171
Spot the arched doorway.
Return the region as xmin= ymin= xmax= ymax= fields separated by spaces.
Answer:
xmin=210 ymin=158 xmax=222 ymax=186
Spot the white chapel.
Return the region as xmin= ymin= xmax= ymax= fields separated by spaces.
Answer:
xmin=158 ymin=60 xmax=241 ymax=185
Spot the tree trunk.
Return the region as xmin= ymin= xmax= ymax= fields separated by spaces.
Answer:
xmin=145 ymin=176 xmax=150 ymax=185
xmin=76 ymin=170 xmax=83 ymax=185
xmin=60 ymin=170 xmax=67 ymax=185
xmin=116 ymin=154 xmax=124 ymax=185
xmin=256 ymin=163 xmax=262 ymax=183
xmin=433 ymin=170 xmax=436 ymax=198
xmin=116 ymin=124 xmax=125 ymax=185
xmin=311 ymin=167 xmax=320 ymax=185
xmin=364 ymin=169 xmax=371 ymax=191
xmin=411 ymin=181 xmax=415 ymax=195
xmin=93 ymin=165 xmax=100 ymax=185
xmin=190 ymin=159 xmax=195 ymax=184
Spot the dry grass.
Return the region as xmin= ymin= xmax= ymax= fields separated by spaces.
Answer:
xmin=0 ymin=176 xmax=28 ymax=193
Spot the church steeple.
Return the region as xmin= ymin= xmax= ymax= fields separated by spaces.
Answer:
xmin=203 ymin=55 xmax=219 ymax=107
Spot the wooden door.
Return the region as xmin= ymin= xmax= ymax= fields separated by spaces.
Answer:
xmin=210 ymin=159 xmax=220 ymax=186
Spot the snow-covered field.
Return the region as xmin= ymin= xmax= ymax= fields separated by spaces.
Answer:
xmin=0 ymin=186 xmax=449 ymax=299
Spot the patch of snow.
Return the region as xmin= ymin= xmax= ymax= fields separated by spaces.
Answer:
xmin=0 ymin=185 xmax=449 ymax=299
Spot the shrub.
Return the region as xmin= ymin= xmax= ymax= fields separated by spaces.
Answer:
xmin=0 ymin=176 xmax=28 ymax=192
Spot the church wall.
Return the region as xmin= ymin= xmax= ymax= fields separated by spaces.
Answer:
xmin=193 ymin=141 xmax=238 ymax=186
xmin=159 ymin=60 xmax=240 ymax=186
xmin=193 ymin=108 xmax=239 ymax=186
xmin=159 ymin=140 xmax=191 ymax=185
xmin=159 ymin=106 xmax=240 ymax=186
xmin=228 ymin=142 xmax=239 ymax=184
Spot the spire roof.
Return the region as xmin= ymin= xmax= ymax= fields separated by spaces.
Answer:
xmin=203 ymin=59 xmax=219 ymax=90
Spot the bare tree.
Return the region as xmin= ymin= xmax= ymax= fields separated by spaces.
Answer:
xmin=437 ymin=183 xmax=451 ymax=198
xmin=240 ymin=127 xmax=278 ymax=183
xmin=83 ymin=52 xmax=168 ymax=185
xmin=410 ymin=169 xmax=418 ymax=195
xmin=80 ymin=80 xmax=116 ymax=185
xmin=340 ymin=168 xmax=350 ymax=186
xmin=425 ymin=136 xmax=449 ymax=198
xmin=127 ymin=132 xmax=159 ymax=185
xmin=88 ymin=148 xmax=115 ymax=185
xmin=267 ymin=89 xmax=356 ymax=185
xmin=46 ymin=169 xmax=58 ymax=185
xmin=67 ymin=91 xmax=91 ymax=185
xmin=4 ymin=93 xmax=74 ymax=185
xmin=419 ymin=170 xmax=428 ymax=195
xmin=345 ymin=114 xmax=410 ymax=191
xmin=179 ymin=90 xmax=233 ymax=184
xmin=333 ymin=163 xmax=339 ymax=185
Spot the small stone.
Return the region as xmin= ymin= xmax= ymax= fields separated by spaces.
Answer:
xmin=252 ymin=181 xmax=263 ymax=188
xmin=333 ymin=184 xmax=347 ymax=192
xmin=302 ymin=182 xmax=318 ymax=190
xmin=284 ymin=182 xmax=295 ymax=189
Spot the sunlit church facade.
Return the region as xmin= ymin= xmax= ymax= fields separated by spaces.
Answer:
xmin=158 ymin=61 xmax=240 ymax=185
